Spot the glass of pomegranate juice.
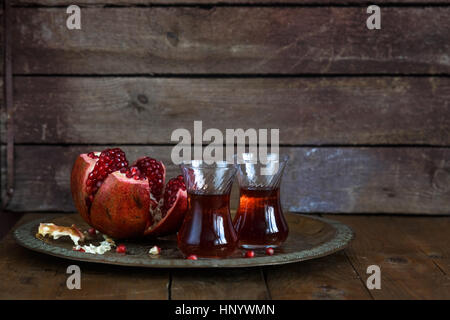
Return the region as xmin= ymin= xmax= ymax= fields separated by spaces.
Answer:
xmin=178 ymin=161 xmax=238 ymax=258
xmin=233 ymin=153 xmax=289 ymax=249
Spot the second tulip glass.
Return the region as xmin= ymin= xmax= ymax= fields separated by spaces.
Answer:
xmin=233 ymin=153 xmax=289 ymax=249
xmin=178 ymin=161 xmax=238 ymax=258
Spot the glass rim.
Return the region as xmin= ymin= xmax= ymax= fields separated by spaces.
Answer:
xmin=180 ymin=160 xmax=236 ymax=169
xmin=234 ymin=153 xmax=289 ymax=164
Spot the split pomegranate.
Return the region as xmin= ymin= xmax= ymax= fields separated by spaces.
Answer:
xmin=71 ymin=148 xmax=188 ymax=239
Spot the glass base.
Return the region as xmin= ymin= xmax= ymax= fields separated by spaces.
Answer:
xmin=240 ymin=244 xmax=280 ymax=249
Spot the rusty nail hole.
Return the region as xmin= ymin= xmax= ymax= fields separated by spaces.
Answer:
xmin=166 ymin=32 xmax=179 ymax=46
xmin=137 ymin=94 xmax=148 ymax=104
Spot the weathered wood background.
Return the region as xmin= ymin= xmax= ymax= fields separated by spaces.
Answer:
xmin=1 ymin=1 xmax=449 ymax=214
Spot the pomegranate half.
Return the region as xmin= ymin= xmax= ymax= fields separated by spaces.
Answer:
xmin=71 ymin=148 xmax=187 ymax=239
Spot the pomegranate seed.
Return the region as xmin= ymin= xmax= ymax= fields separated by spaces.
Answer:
xmin=245 ymin=250 xmax=255 ymax=258
xmin=116 ymin=244 xmax=127 ymax=254
xmin=265 ymin=247 xmax=275 ymax=256
xmin=134 ymin=157 xmax=165 ymax=202
xmin=88 ymin=228 xmax=96 ymax=236
xmin=85 ymin=148 xmax=129 ymax=209
xmin=186 ymin=254 xmax=198 ymax=260
xmin=161 ymin=176 xmax=186 ymax=216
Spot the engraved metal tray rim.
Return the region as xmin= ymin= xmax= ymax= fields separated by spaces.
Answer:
xmin=13 ymin=214 xmax=353 ymax=268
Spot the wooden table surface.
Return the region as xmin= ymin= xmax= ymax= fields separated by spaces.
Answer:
xmin=1 ymin=213 xmax=449 ymax=300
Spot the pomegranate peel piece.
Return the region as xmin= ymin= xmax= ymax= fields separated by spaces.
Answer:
xmin=90 ymin=171 xmax=155 ymax=239
xmin=144 ymin=187 xmax=187 ymax=237
xmin=71 ymin=153 xmax=99 ymax=224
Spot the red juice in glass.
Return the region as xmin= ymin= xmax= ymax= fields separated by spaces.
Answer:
xmin=178 ymin=161 xmax=237 ymax=258
xmin=233 ymin=153 xmax=289 ymax=249
xmin=178 ymin=192 xmax=238 ymax=258
xmin=233 ymin=187 xmax=288 ymax=248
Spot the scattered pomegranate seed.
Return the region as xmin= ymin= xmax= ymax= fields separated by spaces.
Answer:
xmin=149 ymin=245 xmax=161 ymax=255
xmin=116 ymin=244 xmax=127 ymax=254
xmin=73 ymin=247 xmax=85 ymax=252
xmin=88 ymin=228 xmax=96 ymax=236
xmin=265 ymin=247 xmax=275 ymax=256
xmin=186 ymin=254 xmax=198 ymax=260
xmin=244 ymin=250 xmax=255 ymax=258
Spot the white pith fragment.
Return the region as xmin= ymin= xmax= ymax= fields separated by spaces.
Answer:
xmin=38 ymin=223 xmax=83 ymax=246
xmin=149 ymin=245 xmax=161 ymax=255
xmin=73 ymin=235 xmax=116 ymax=255
xmin=148 ymin=197 xmax=164 ymax=231
xmin=38 ymin=222 xmax=116 ymax=255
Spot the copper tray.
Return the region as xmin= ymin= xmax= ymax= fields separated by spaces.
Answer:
xmin=13 ymin=213 xmax=353 ymax=268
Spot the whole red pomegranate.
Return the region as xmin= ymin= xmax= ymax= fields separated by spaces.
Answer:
xmin=71 ymin=148 xmax=187 ymax=239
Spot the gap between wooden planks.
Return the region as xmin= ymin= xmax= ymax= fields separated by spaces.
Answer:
xmin=2 ymin=213 xmax=450 ymax=299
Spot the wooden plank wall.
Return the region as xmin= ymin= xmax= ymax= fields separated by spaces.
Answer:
xmin=1 ymin=1 xmax=450 ymax=214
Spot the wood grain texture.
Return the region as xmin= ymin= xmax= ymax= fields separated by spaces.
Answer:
xmin=11 ymin=0 xmax=450 ymax=5
xmin=0 ymin=7 xmax=3 ymax=129
xmin=0 ymin=7 xmax=3 ymax=117
xmin=0 ymin=213 xmax=170 ymax=299
xmin=2 ymin=145 xmax=450 ymax=214
xmin=0 ymin=8 xmax=3 ymax=75
xmin=393 ymin=217 xmax=450 ymax=275
xmin=171 ymin=268 xmax=269 ymax=300
xmin=335 ymin=215 xmax=450 ymax=299
xmin=7 ymin=76 xmax=450 ymax=145
xmin=13 ymin=7 xmax=450 ymax=74
xmin=265 ymin=252 xmax=371 ymax=299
